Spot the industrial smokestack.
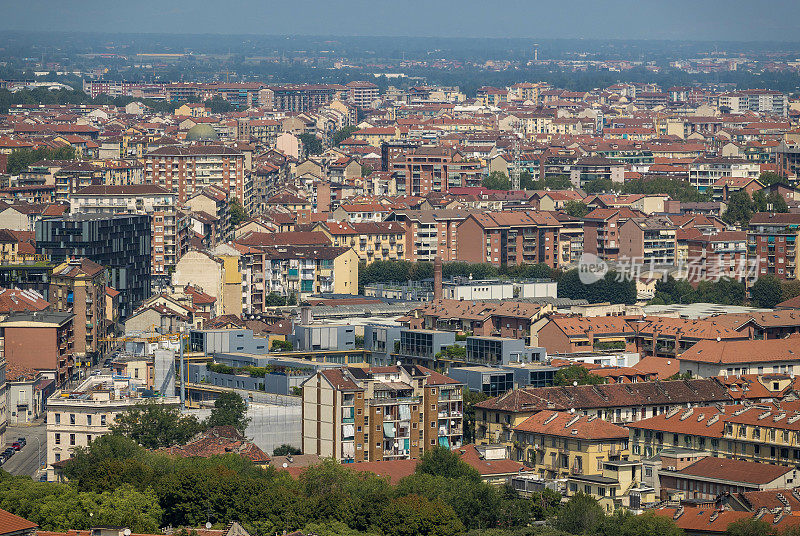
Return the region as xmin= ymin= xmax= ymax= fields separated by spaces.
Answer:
xmin=434 ymin=256 xmax=443 ymax=301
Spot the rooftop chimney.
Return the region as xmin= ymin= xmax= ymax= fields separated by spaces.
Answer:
xmin=433 ymin=256 xmax=443 ymax=301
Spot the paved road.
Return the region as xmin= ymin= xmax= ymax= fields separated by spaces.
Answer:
xmin=3 ymin=421 xmax=46 ymax=478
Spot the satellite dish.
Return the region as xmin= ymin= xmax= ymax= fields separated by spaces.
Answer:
xmin=283 ymin=462 xmax=288 ymax=468
xmin=396 ymin=360 xmax=402 ymax=366
xmin=667 ymin=360 xmax=671 ymax=365
xmin=570 ymin=408 xmax=575 ymax=413
xmin=124 ymin=530 xmax=131 ymax=536
xmin=206 ymin=522 xmax=212 ymax=529
xmin=716 ymin=336 xmax=721 ymax=342
xmin=573 ymin=381 xmax=578 ymax=386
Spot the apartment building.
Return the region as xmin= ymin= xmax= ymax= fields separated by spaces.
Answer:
xmin=144 ymin=144 xmax=245 ymax=203
xmin=36 ymin=214 xmax=151 ymax=318
xmin=536 ymin=315 xmax=636 ymax=354
xmin=391 ymin=147 xmax=483 ymax=196
xmin=658 ymin=456 xmax=795 ymax=502
xmin=456 ymin=210 xmax=565 ymax=268
xmin=236 ymin=244 xmax=358 ymax=313
xmin=688 ymin=157 xmax=760 ymax=192
xmin=569 ymin=156 xmax=625 ymax=188
xmin=46 ymin=374 xmax=179 ymax=480
xmin=346 ymin=81 xmax=380 ymax=108
xmin=405 ymin=299 xmax=551 ymax=341
xmin=186 ymin=186 xmax=232 ymax=244
xmin=52 ymin=162 xmax=103 ymax=203
xmin=628 ymin=404 xmax=800 ymax=469
xmin=70 ymin=185 xmax=188 ymax=276
xmin=679 ymin=338 xmax=800 ymax=378
xmin=315 ymin=221 xmax=406 ymax=263
xmin=301 ymin=365 xmax=463 ymax=462
xmin=263 ymin=84 xmax=340 ymax=112
xmin=718 ymin=90 xmax=788 ymax=116
xmin=685 ymin=230 xmax=749 ymax=282
xmin=475 ymin=379 xmax=732 ymax=446
xmin=748 ymin=212 xmax=800 ymax=280
xmin=0 ymin=311 xmax=74 ymax=387
xmin=618 ymin=216 xmax=677 ymax=264
xmin=49 ymin=259 xmax=107 ymax=362
xmin=512 ymin=411 xmax=630 ymax=480
xmin=582 ymin=208 xmax=644 ymax=261
xmin=631 ymin=316 xmax=750 ymax=359
xmin=386 ymin=209 xmax=470 ymax=262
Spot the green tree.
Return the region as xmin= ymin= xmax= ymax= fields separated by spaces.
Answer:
xmin=597 ymin=510 xmax=684 ymax=536
xmin=271 ymin=339 xmax=293 ymax=351
xmin=554 ymin=492 xmax=605 ymax=535
xmin=753 ymin=190 xmax=788 ymax=213
xmin=273 ymin=444 xmax=302 ymax=456
xmin=416 ymin=446 xmax=481 ymax=482
xmin=553 ymin=364 xmax=606 ymax=386
xmin=6 ymin=146 xmax=77 ymax=175
xmin=483 ymin=171 xmax=512 ymax=190
xmin=751 ymin=275 xmax=784 ymax=308
xmin=558 ymin=269 xmax=636 ymax=305
xmin=435 ymin=344 xmax=466 ymax=361
xmin=229 ymin=198 xmax=248 ymax=227
xmin=205 ymin=391 xmax=251 ymax=434
xmin=463 ymin=388 xmax=489 ymax=444
xmin=723 ymin=190 xmax=756 ymax=227
xmin=110 ymin=400 xmax=204 ymax=449
xmin=583 ymin=178 xmax=616 ymax=194
xmin=332 ymin=125 xmax=359 ymax=146
xmin=539 ymin=175 xmax=573 ymax=190
xmin=299 ymin=133 xmax=323 ymax=155
xmin=94 ymin=485 xmax=163 ymax=533
xmin=759 ymin=171 xmax=784 ymax=186
xmin=203 ymin=96 xmax=235 ymax=113
xmin=378 ymin=495 xmax=465 ymax=536
xmin=621 ymin=176 xmax=710 ymax=203
xmin=519 ymin=171 xmax=537 ymax=190
xmin=725 ymin=518 xmax=777 ymax=536
xmin=563 ymin=200 xmax=590 ymax=218
xmin=264 ymin=292 xmax=287 ymax=306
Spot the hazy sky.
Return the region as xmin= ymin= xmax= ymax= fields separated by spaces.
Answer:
xmin=1 ymin=0 xmax=799 ymax=41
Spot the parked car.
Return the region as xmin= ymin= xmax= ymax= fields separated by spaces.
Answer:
xmin=3 ymin=448 xmax=14 ymax=458
xmin=17 ymin=437 xmax=25 ymax=447
xmin=11 ymin=442 xmax=22 ymax=451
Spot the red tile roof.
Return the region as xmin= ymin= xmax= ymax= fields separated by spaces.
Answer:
xmin=514 ymin=411 xmax=629 ymax=440
xmin=0 ymin=508 xmax=37 ymax=534
xmin=675 ymin=456 xmax=793 ymax=485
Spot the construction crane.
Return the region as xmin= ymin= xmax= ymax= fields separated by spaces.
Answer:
xmin=510 ymin=130 xmax=523 ymax=191
xmin=99 ymin=325 xmax=191 ymax=409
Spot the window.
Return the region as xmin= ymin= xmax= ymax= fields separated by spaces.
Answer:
xmin=431 ymin=421 xmax=436 ymax=428
xmin=87 ymin=415 xmax=92 ymax=426
xmin=100 ymin=415 xmax=106 ymax=426
xmin=70 ymin=414 xmax=75 ymax=425
xmin=55 ymin=433 xmax=61 ymax=445
xmin=645 ymin=467 xmax=653 ymax=477
xmin=87 ymin=434 xmax=92 ymax=443
xmin=69 ymin=434 xmax=76 ymax=446
xmin=376 ymin=425 xmax=381 ymax=432
xmin=55 ymin=413 xmax=60 ymax=424
xmin=55 ymin=453 xmax=61 ymax=462
xmin=585 ymin=485 xmax=592 ymax=494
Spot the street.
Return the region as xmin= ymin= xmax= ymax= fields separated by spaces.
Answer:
xmin=2 ymin=421 xmax=47 ymax=479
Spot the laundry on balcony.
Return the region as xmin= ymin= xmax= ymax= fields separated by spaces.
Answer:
xmin=383 ymin=422 xmax=396 ymax=438
xmin=342 ymin=424 xmax=355 ymax=440
xmin=438 ymin=436 xmax=450 ymax=448
xmin=399 ymin=404 xmax=411 ymax=420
